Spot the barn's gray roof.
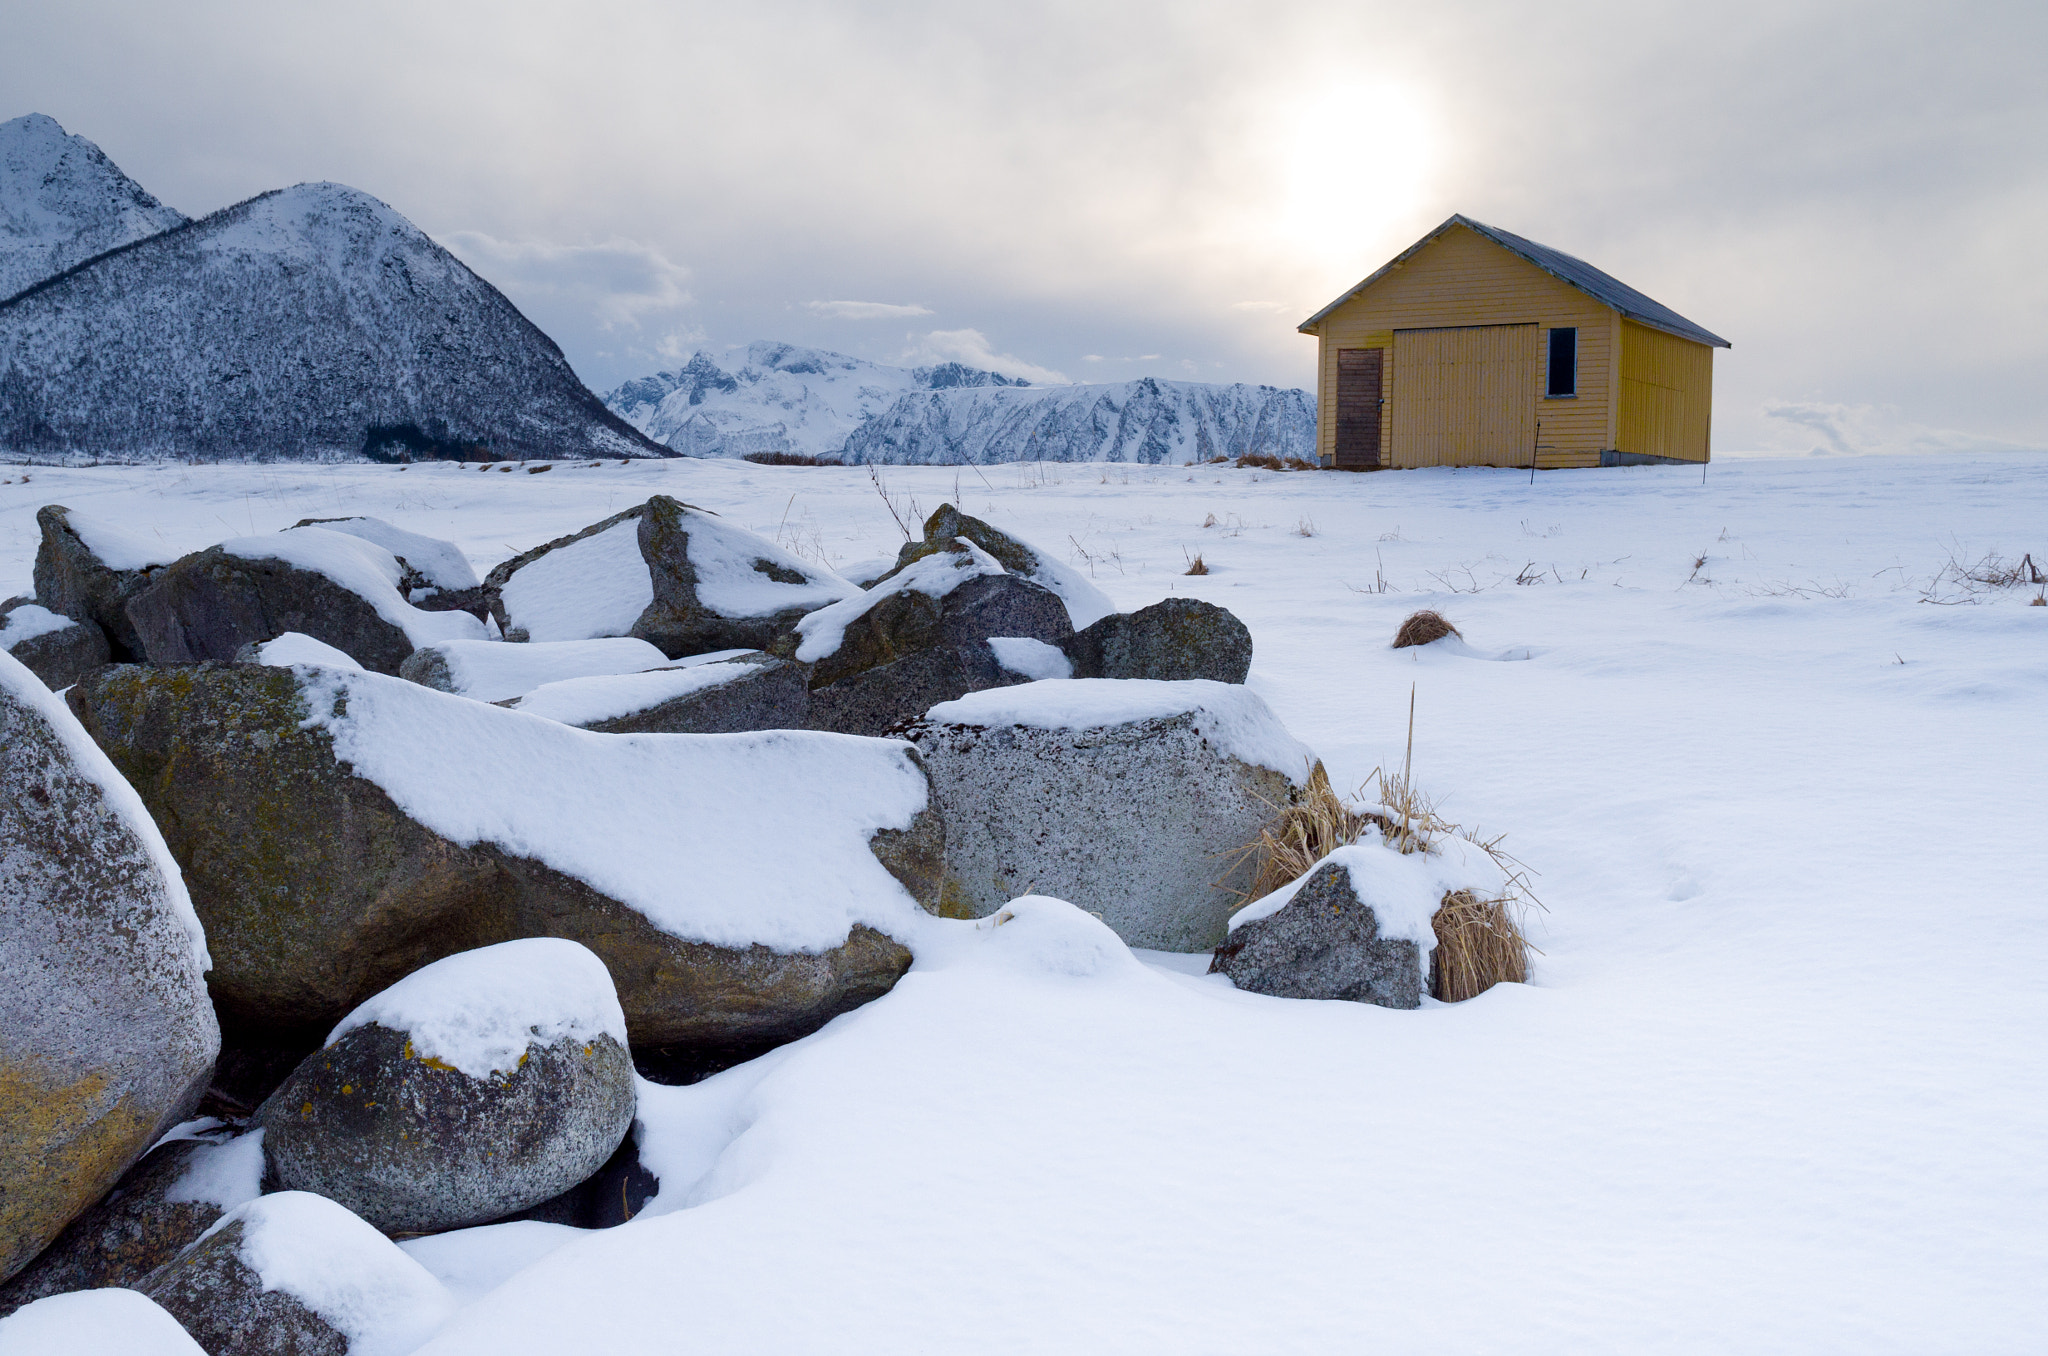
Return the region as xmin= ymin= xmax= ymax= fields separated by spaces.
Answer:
xmin=1300 ymin=214 xmax=1731 ymax=348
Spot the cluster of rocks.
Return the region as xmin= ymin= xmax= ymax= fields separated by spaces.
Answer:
xmin=1 ymin=493 xmax=1466 ymax=1350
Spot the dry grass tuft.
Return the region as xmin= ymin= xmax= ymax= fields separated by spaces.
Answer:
xmin=1392 ymin=609 xmax=1460 ymax=648
xmin=1184 ymin=551 xmax=1210 ymax=576
xmin=1430 ymin=889 xmax=1530 ymax=1001
xmin=1233 ymin=452 xmax=1286 ymax=470
xmin=1225 ymin=764 xmax=1393 ymax=906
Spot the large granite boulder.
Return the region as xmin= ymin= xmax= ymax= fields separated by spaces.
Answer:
xmin=66 ymin=662 xmax=943 ymax=1069
xmin=124 ymin=527 xmax=488 ymax=673
xmin=0 ymin=1129 xmax=263 ymax=1316
xmin=138 ymin=1192 xmax=453 ymax=1356
xmin=0 ymin=599 xmax=108 ymax=690
xmin=292 ymin=516 xmax=489 ymax=618
xmin=399 ymin=636 xmax=670 ymax=703
xmin=0 ymin=652 xmax=219 ymax=1285
xmin=880 ymin=504 xmax=1116 ymax=629
xmin=1209 ymin=847 xmax=1436 ymax=1009
xmin=257 ymin=939 xmax=636 ymax=1234
xmin=30 ymin=504 xmax=177 ymax=662
xmin=512 ymin=651 xmax=810 ymax=734
xmin=1060 ymin=597 xmax=1253 ymax=684
xmin=485 ymin=496 xmax=859 ymax=657
xmin=790 ymin=541 xmax=1073 ymax=737
xmin=901 ymin=678 xmax=1315 ymax=950
xmin=0 ymin=1288 xmax=206 ymax=1355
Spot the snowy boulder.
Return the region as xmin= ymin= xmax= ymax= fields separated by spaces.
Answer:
xmin=901 ymin=679 xmax=1315 ymax=950
xmin=512 ymin=651 xmax=811 ymax=734
xmin=124 ymin=527 xmax=488 ymax=673
xmin=256 ymin=940 xmax=636 ymax=1234
xmin=0 ymin=652 xmax=219 ymax=1285
xmin=0 ymin=1128 xmax=263 ymax=1316
xmin=293 ymin=516 xmax=489 ymax=618
xmin=484 ymin=496 xmax=860 ymax=656
xmin=0 ymin=598 xmax=108 ymax=690
xmin=31 ymin=504 xmax=173 ymax=661
xmin=66 ymin=662 xmax=943 ymax=1064
xmin=792 ymin=540 xmax=1073 ymax=737
xmin=399 ymin=636 xmax=671 ymax=704
xmin=1060 ymin=597 xmax=1253 ymax=685
xmin=0 ymin=1288 xmax=205 ymax=1356
xmin=1210 ymin=849 xmax=1429 ymax=1009
xmin=234 ymin=631 xmax=365 ymax=671
xmin=880 ymin=504 xmax=1116 ymax=629
xmin=137 ymin=1192 xmax=455 ymax=1356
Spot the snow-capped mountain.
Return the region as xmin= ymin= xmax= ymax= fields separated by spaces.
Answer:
xmin=0 ymin=113 xmax=188 ymax=301
xmin=840 ymin=378 xmax=1316 ymax=465
xmin=0 ymin=182 xmax=669 ymax=462
xmin=604 ymin=341 xmax=1028 ymax=459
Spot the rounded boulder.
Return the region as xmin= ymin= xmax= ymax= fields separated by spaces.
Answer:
xmin=255 ymin=939 xmax=637 ymax=1234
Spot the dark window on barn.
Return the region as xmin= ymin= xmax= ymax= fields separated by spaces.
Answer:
xmin=1546 ymin=327 xmax=1578 ymax=397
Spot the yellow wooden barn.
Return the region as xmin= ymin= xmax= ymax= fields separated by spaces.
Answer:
xmin=1299 ymin=215 xmax=1730 ymax=469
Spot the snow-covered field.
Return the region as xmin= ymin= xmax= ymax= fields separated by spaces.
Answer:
xmin=3 ymin=451 xmax=2043 ymax=1352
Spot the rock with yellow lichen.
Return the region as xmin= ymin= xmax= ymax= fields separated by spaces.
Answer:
xmin=0 ymin=651 xmax=219 ymax=1286
xmin=254 ymin=940 xmax=636 ymax=1233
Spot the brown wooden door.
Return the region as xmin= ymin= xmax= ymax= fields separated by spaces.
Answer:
xmin=1334 ymin=348 xmax=1383 ymax=468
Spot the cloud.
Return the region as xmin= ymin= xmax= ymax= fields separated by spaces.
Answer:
xmin=906 ymin=329 xmax=1069 ymax=385
xmin=1761 ymin=401 xmax=2045 ymax=457
xmin=442 ymin=233 xmax=693 ymax=329
xmin=806 ymin=299 xmax=934 ymax=320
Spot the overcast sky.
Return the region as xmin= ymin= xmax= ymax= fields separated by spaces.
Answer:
xmin=5 ymin=0 xmax=2044 ymax=453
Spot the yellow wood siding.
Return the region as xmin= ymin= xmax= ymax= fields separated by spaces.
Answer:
xmin=1390 ymin=325 xmax=1537 ymax=467
xmin=1616 ymin=319 xmax=1714 ymax=462
xmin=1308 ymin=224 xmax=1611 ymax=468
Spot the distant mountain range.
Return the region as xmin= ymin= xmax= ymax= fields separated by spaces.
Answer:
xmin=0 ymin=115 xmax=665 ymax=463
xmin=0 ymin=112 xmax=1315 ymax=466
xmin=605 ymin=344 xmax=1316 ymax=465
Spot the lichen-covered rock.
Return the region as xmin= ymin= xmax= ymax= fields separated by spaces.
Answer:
xmin=30 ymin=505 xmax=178 ymax=663
xmin=790 ymin=543 xmax=1073 ymax=737
xmin=0 ymin=1129 xmax=263 ymax=1316
xmin=483 ymin=496 xmax=858 ymax=656
xmin=0 ymin=652 xmax=219 ymax=1285
xmin=880 ymin=504 xmax=1115 ymax=629
xmin=1210 ymin=854 xmax=1427 ymax=1008
xmin=902 ymin=678 xmax=1315 ymax=950
xmin=256 ymin=940 xmax=635 ymax=1233
xmin=0 ymin=598 xmax=108 ymax=690
xmin=1060 ymin=597 xmax=1253 ymax=684
xmin=124 ymin=528 xmax=487 ymax=673
xmin=66 ymin=662 xmax=937 ymax=1065
xmin=513 ymin=651 xmax=811 ymax=734
xmin=292 ymin=516 xmax=488 ymax=618
xmin=138 ymin=1192 xmax=453 ymax=1356
xmin=0 ymin=1288 xmax=206 ymax=1356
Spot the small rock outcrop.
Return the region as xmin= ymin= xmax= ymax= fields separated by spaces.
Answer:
xmin=66 ymin=662 xmax=942 ymax=1067
xmin=902 ymin=678 xmax=1314 ymax=949
xmin=0 ymin=652 xmax=219 ymax=1285
xmin=0 ymin=599 xmax=108 ymax=690
xmin=791 ymin=543 xmax=1073 ymax=737
xmin=124 ymin=528 xmax=487 ymax=673
xmin=1060 ymin=597 xmax=1253 ymax=684
xmin=879 ymin=504 xmax=1115 ymax=630
xmin=292 ymin=516 xmax=489 ymax=618
xmin=30 ymin=504 xmax=172 ymax=661
xmin=485 ymin=496 xmax=859 ymax=656
xmin=255 ymin=940 xmax=634 ymax=1234
xmin=137 ymin=1192 xmax=453 ymax=1356
xmin=514 ymin=651 xmax=811 ymax=734
xmin=0 ymin=1129 xmax=263 ymax=1316
xmin=1208 ymin=850 xmax=1430 ymax=1009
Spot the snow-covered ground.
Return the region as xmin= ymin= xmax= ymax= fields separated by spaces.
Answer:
xmin=2 ymin=451 xmax=2043 ymax=1352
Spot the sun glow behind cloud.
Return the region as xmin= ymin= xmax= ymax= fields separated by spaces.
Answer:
xmin=1264 ymin=80 xmax=1439 ymax=293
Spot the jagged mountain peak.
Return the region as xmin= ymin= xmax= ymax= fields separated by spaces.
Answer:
xmin=0 ymin=112 xmax=187 ymax=300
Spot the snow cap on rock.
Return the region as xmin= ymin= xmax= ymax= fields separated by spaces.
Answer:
xmin=794 ymin=539 xmax=1006 ymax=663
xmin=327 ymin=938 xmax=629 ymax=1080
xmin=0 ymin=1288 xmax=205 ymax=1356
xmin=242 ymin=632 xmax=363 ymax=671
